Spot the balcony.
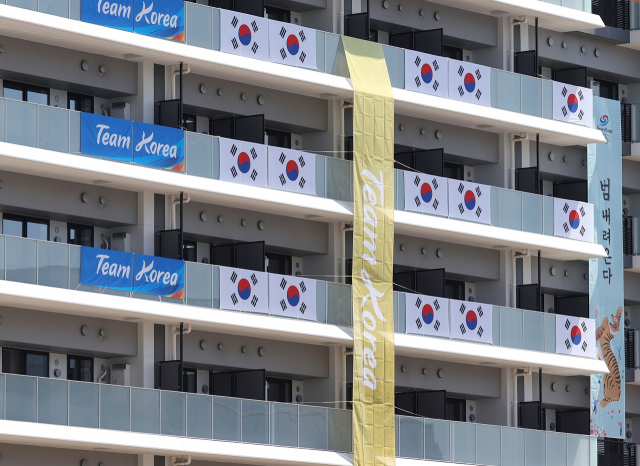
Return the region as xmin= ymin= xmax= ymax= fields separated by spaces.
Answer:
xmin=0 ymin=373 xmax=598 ymax=465
xmin=0 ymin=97 xmax=606 ymax=261
xmin=0 ymin=2 xmax=605 ymax=146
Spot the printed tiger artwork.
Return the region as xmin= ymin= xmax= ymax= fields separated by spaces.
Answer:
xmin=596 ymin=307 xmax=623 ymax=408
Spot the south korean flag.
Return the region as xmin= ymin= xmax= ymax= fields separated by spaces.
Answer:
xmin=219 ymin=266 xmax=269 ymax=314
xmin=268 ymin=273 xmax=317 ymax=322
xmin=448 ymin=59 xmax=491 ymax=107
xmin=404 ymin=49 xmax=448 ymax=99
xmin=220 ymin=9 xmax=270 ymax=61
xmin=405 ymin=293 xmax=450 ymax=338
xmin=553 ymin=197 xmax=593 ymax=243
xmin=450 ymin=300 xmax=493 ymax=344
xmin=552 ymin=81 xmax=593 ymax=127
xmin=555 ymin=314 xmax=595 ymax=358
xmin=268 ymin=20 xmax=317 ymax=70
xmin=403 ymin=171 xmax=448 ymax=217
xmin=267 ymin=146 xmax=316 ymax=196
xmin=448 ymin=180 xmax=491 ymax=225
xmin=218 ymin=137 xmax=268 ymax=188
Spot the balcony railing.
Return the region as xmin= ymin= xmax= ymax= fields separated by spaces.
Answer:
xmin=0 ymin=373 xmax=596 ymax=465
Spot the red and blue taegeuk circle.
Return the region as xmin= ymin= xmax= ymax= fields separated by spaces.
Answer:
xmin=420 ymin=182 xmax=433 ymax=203
xmin=287 ymin=285 xmax=300 ymax=307
xmin=567 ymin=94 xmax=579 ymax=113
xmin=286 ymin=160 xmax=299 ymax=181
xmin=464 ymin=190 xmax=476 ymax=210
xmin=464 ymin=73 xmax=475 ymax=93
xmin=466 ymin=310 xmax=478 ymax=330
xmin=237 ymin=152 xmax=251 ymax=174
xmin=571 ymin=325 xmax=581 ymax=345
xmin=421 ymin=64 xmax=433 ymax=84
xmin=238 ymin=278 xmax=251 ymax=300
xmin=422 ymin=304 xmax=434 ymax=325
xmin=238 ymin=24 xmax=252 ymax=46
xmin=286 ymin=34 xmax=299 ymax=55
xmin=569 ymin=210 xmax=580 ymax=229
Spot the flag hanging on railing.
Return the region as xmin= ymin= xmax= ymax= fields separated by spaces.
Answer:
xmin=555 ymin=315 xmax=596 ymax=358
xmin=219 ymin=266 xmax=269 ymax=314
xmin=267 ymin=146 xmax=316 ymax=195
xmin=405 ymin=293 xmax=450 ymax=337
xmin=447 ymin=180 xmax=491 ymax=224
xmin=448 ymin=59 xmax=491 ymax=107
xmin=268 ymin=273 xmax=317 ymax=321
xmin=552 ymin=81 xmax=593 ymax=127
xmin=220 ymin=9 xmax=269 ymax=61
xmin=268 ymin=20 xmax=317 ymax=70
xmin=403 ymin=50 xmax=448 ymax=98
xmin=449 ymin=300 xmax=493 ymax=344
xmin=219 ymin=137 xmax=268 ymax=188
xmin=403 ymin=171 xmax=448 ymax=216
xmin=553 ymin=197 xmax=594 ymax=243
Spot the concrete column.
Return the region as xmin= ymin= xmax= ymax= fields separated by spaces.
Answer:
xmin=302 ymin=344 xmax=344 ymax=408
xmin=522 ymin=371 xmax=533 ymax=402
xmin=138 ymin=191 xmax=155 ymax=256
xmin=138 ymin=454 xmax=154 ymax=466
xmin=136 ymin=321 xmax=155 ymax=389
xmin=476 ymin=367 xmax=516 ymax=426
xmin=133 ymin=61 xmax=155 ymax=124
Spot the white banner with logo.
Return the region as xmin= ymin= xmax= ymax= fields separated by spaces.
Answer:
xmin=555 ymin=314 xmax=596 ymax=358
xmin=552 ymin=81 xmax=593 ymax=127
xmin=553 ymin=197 xmax=594 ymax=243
xmin=403 ymin=171 xmax=448 ymax=216
xmin=267 ymin=146 xmax=316 ymax=195
xmin=448 ymin=180 xmax=491 ymax=224
xmin=268 ymin=20 xmax=317 ymax=70
xmin=220 ymin=9 xmax=269 ymax=61
xmin=219 ymin=266 xmax=269 ymax=314
xmin=448 ymin=59 xmax=491 ymax=107
xmin=219 ymin=137 xmax=268 ymax=188
xmin=405 ymin=293 xmax=450 ymax=337
xmin=404 ymin=50 xmax=448 ymax=98
xmin=449 ymin=300 xmax=493 ymax=344
xmin=268 ymin=273 xmax=317 ymax=321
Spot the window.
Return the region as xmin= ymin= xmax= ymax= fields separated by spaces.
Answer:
xmin=183 ymin=113 xmax=197 ymax=133
xmin=446 ymin=398 xmax=466 ymax=422
xmin=3 ymin=80 xmax=49 ymax=105
xmin=3 ymin=213 xmax=49 ymax=240
xmin=2 ymin=348 xmax=48 ymax=377
xmin=443 ymin=161 xmax=464 ymax=181
xmin=68 ymin=92 xmax=94 ymax=113
xmin=443 ymin=45 xmax=463 ymax=61
xmin=183 ymin=240 xmax=197 ymax=262
xmin=265 ymin=128 xmax=291 ymax=149
xmin=67 ymin=355 xmax=93 ymax=382
xmin=183 ymin=368 xmax=197 ymax=393
xmin=266 ymin=252 xmax=292 ymax=275
xmin=265 ymin=5 xmax=290 ymax=22
xmin=444 ymin=279 xmax=465 ymax=300
xmin=267 ymin=377 xmax=292 ymax=402
xmin=68 ymin=223 xmax=94 ymax=247
xmin=597 ymin=79 xmax=619 ymax=101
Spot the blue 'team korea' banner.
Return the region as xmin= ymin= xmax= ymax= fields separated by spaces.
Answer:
xmin=80 ymin=246 xmax=134 ymax=291
xmin=133 ymin=122 xmax=185 ymax=172
xmin=133 ymin=254 xmax=185 ymax=298
xmin=589 ymin=97 xmax=624 ymax=438
xmin=81 ymin=0 xmax=134 ymax=32
xmin=81 ymin=113 xmax=134 ymax=162
xmin=134 ymin=0 xmax=185 ymax=42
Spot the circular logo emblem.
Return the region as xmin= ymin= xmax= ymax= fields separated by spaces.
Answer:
xmin=286 ymin=160 xmax=299 ymax=181
xmin=571 ymin=325 xmax=581 ymax=345
xmin=466 ymin=310 xmax=478 ymax=331
xmin=600 ymin=115 xmax=609 ymax=126
xmin=464 ymin=73 xmax=475 ymax=93
xmin=569 ymin=210 xmax=580 ymax=229
xmin=286 ymin=34 xmax=299 ymax=55
xmin=464 ymin=190 xmax=476 ymax=211
xmin=238 ymin=24 xmax=252 ymax=46
xmin=422 ymin=304 xmax=434 ymax=325
xmin=421 ymin=64 xmax=433 ymax=84
xmin=567 ymin=94 xmax=579 ymax=113
xmin=287 ymin=285 xmax=300 ymax=307
xmin=420 ymin=183 xmax=433 ymax=203
xmin=238 ymin=278 xmax=251 ymax=300
xmin=237 ymin=152 xmax=251 ymax=174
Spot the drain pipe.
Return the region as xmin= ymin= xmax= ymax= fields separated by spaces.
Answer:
xmin=170 ymin=193 xmax=191 ymax=229
xmin=170 ymin=323 xmax=192 ymax=360
xmin=170 ymin=64 xmax=191 ymax=100
xmin=512 ymin=249 xmax=530 ymax=308
xmin=172 ymin=456 xmax=192 ymax=466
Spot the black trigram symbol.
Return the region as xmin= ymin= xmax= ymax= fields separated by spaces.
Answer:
xmin=475 ymin=90 xmax=482 ymax=100
xmin=280 ymin=48 xmax=287 ymax=60
xmin=580 ymin=206 xmax=586 ymax=217
xmin=415 ymin=297 xmax=423 ymax=308
xmin=460 ymin=324 xmax=466 ymax=335
xmin=458 ymin=65 xmax=464 ymax=76
xmin=251 ymin=20 xmax=258 ymax=32
xmin=231 ymin=293 xmax=238 ymax=305
xmin=299 ymin=30 xmax=306 ymax=42
xmin=581 ymin=321 xmax=588 ymax=332
xmin=477 ymin=327 xmax=484 ymax=338
xmin=230 ymin=144 xmax=238 ymax=156
xmin=458 ymin=85 xmax=464 ymax=96
xmin=562 ymin=106 xmax=568 ymax=117
xmin=230 ymin=166 xmax=238 ymax=178
xmin=416 ymin=318 xmax=423 ymax=329
xmin=563 ymin=203 xmax=570 ymax=213
xmin=299 ymin=177 xmax=306 ymax=189
xmin=580 ymin=226 xmax=586 ymax=236
xmin=414 ymin=196 xmax=421 ymax=208
xmin=475 ymin=69 xmax=482 ymax=80
xmin=231 ymin=16 xmax=238 ymax=27
xmin=476 ymin=207 xmax=482 ymax=217
xmin=298 ymin=155 xmax=306 ymax=167
xmin=432 ymin=178 xmax=438 ymax=189
xmin=414 ymin=56 xmax=421 ymax=67
xmin=477 ymin=306 xmax=483 ymax=318
xmin=414 ymin=175 xmax=420 ymax=187
xmin=434 ymin=320 xmax=441 ymax=331
xmin=565 ymin=319 xmax=571 ymax=330
xmin=432 ymin=60 xmax=439 ymax=71
xmin=562 ymin=87 xmax=568 ymax=97
xmin=250 ymin=273 xmax=258 ymax=285
xmin=563 ymin=222 xmax=569 ymax=233
xmin=280 ymin=299 xmax=287 ymax=311
xmin=415 ymin=77 xmax=421 ymax=87
xmin=250 ymin=169 xmax=258 ymax=181
xmin=578 ymin=110 xmax=584 ymax=120
xmin=300 ymin=303 xmax=307 ymax=314
xmin=578 ymin=90 xmax=584 ymax=101
xmin=458 ymin=183 xmax=464 ymax=194
xmin=300 ymin=51 xmax=306 ymax=63
xmin=565 ymin=338 xmax=571 ymax=349
xmin=433 ymin=299 xmax=440 ymax=310
xmin=251 ymin=43 xmax=259 ymax=54
xmin=231 ymin=38 xmax=239 ymax=49
xmin=279 ymin=153 xmax=286 ymax=164
xmin=279 ymin=174 xmax=286 ymax=185
xmin=250 ymin=148 xmax=258 ymax=159
xmin=459 ymin=303 xmax=466 ymax=314
xmin=300 ymin=282 xmax=307 ymax=293
xmin=433 ymin=199 xmax=439 ymax=210
xmin=581 ymin=341 xmax=588 ymax=352
xmin=279 ymin=277 xmax=287 ymax=289
xmin=251 ymin=295 xmax=259 ymax=307
xmin=475 ymin=186 xmax=482 ymax=197
xmin=433 ymin=81 xmax=439 ymax=91
xmin=279 ymin=27 xmax=286 ymax=38
xmin=458 ymin=203 xmax=464 ymax=214
xmin=230 ymin=272 xmax=238 ymax=283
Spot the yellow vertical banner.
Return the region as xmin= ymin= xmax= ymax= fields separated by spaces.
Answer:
xmin=343 ymin=37 xmax=395 ymax=466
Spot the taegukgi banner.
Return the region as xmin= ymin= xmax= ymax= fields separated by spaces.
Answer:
xmin=134 ymin=122 xmax=185 ymax=172
xmin=80 ymin=246 xmax=134 ymax=291
xmin=133 ymin=254 xmax=185 ymax=298
xmin=82 ymin=0 xmax=134 ymax=31
xmin=81 ymin=113 xmax=134 ymax=162
xmin=133 ymin=0 xmax=185 ymax=41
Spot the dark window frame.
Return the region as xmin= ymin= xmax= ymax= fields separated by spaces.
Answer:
xmin=2 ymin=347 xmax=50 ymax=377
xmin=3 ymin=80 xmax=50 ymax=105
xmin=67 ymin=222 xmax=94 ymax=247
xmin=67 ymin=354 xmax=94 ymax=382
xmin=2 ymin=213 xmax=50 ymax=240
xmin=67 ymin=91 xmax=95 ymax=114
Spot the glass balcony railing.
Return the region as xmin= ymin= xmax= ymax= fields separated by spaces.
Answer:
xmin=0 ymin=372 xmax=595 ymax=464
